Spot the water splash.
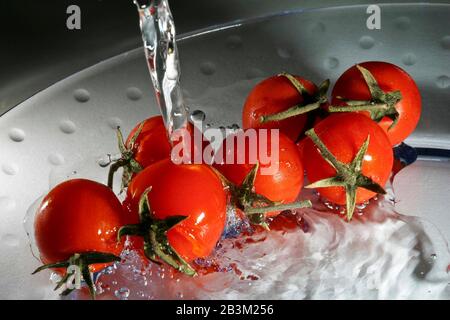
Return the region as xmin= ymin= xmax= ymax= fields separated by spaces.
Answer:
xmin=134 ymin=0 xmax=188 ymax=139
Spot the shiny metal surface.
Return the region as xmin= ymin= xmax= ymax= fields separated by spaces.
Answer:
xmin=0 ymin=0 xmax=426 ymax=115
xmin=0 ymin=3 xmax=449 ymax=299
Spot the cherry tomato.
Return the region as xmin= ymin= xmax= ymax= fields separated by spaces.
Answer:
xmin=124 ymin=159 xmax=227 ymax=262
xmin=331 ymin=61 xmax=421 ymax=146
xmin=34 ymin=179 xmax=128 ymax=273
xmin=214 ymin=129 xmax=304 ymax=216
xmin=242 ymin=74 xmax=319 ymax=141
xmin=126 ymin=115 xmax=208 ymax=168
xmin=303 ymin=113 xmax=393 ymax=207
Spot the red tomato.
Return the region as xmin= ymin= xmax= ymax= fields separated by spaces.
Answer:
xmin=34 ymin=179 xmax=128 ymax=273
xmin=214 ymin=129 xmax=304 ymax=216
xmin=242 ymin=74 xmax=319 ymax=141
xmin=124 ymin=159 xmax=227 ymax=262
xmin=303 ymin=113 xmax=393 ymax=207
xmin=126 ymin=115 xmax=208 ymax=168
xmin=126 ymin=116 xmax=172 ymax=168
xmin=331 ymin=61 xmax=421 ymax=146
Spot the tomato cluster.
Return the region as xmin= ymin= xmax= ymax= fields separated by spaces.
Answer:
xmin=32 ymin=61 xmax=421 ymax=298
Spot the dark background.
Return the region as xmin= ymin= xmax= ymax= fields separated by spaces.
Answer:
xmin=0 ymin=0 xmax=434 ymax=114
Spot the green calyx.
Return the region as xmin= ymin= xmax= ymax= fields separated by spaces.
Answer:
xmin=117 ymin=188 xmax=197 ymax=276
xmin=214 ymin=162 xmax=312 ymax=230
xmin=329 ymin=65 xmax=402 ymax=130
xmin=107 ymin=122 xmax=144 ymax=192
xmin=32 ymin=252 xmax=121 ymax=299
xmin=305 ymin=128 xmax=386 ymax=221
xmin=260 ymin=72 xmax=330 ymax=123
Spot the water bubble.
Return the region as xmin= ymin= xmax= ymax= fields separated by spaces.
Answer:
xmin=0 ymin=197 xmax=16 ymax=212
xmin=59 ymin=120 xmax=77 ymax=134
xmin=246 ymin=68 xmax=264 ymax=79
xmin=49 ymin=272 xmax=62 ymax=284
xmin=441 ymin=36 xmax=450 ymax=50
xmin=2 ymin=163 xmax=19 ymax=176
xmin=324 ymin=57 xmax=339 ymax=70
xmin=107 ymin=117 xmax=123 ymax=130
xmin=1 ymin=233 xmax=20 ymax=247
xmin=190 ymin=110 xmax=206 ymax=122
xmin=436 ymin=75 xmax=450 ymax=89
xmin=394 ymin=16 xmax=411 ymax=30
xmin=277 ymin=47 xmax=292 ymax=59
xmin=8 ymin=128 xmax=25 ymax=142
xmin=126 ymin=87 xmax=143 ymax=101
xmin=48 ymin=153 xmax=65 ymax=166
xmin=359 ymin=36 xmax=375 ymax=49
xmin=309 ymin=22 xmax=326 ymax=34
xmin=73 ymin=89 xmax=90 ymax=103
xmin=115 ymin=287 xmax=130 ymax=300
xmin=402 ymin=53 xmax=416 ymax=66
xmin=226 ymin=35 xmax=243 ymax=50
xmin=104 ymin=265 xmax=115 ymax=275
xmin=97 ymin=155 xmax=112 ymax=168
xmin=200 ymin=62 xmax=216 ymax=76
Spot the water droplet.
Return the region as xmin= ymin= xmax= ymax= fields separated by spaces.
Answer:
xmin=441 ymin=36 xmax=450 ymax=50
xmin=246 ymin=68 xmax=264 ymax=79
xmin=226 ymin=35 xmax=243 ymax=49
xmin=0 ymin=197 xmax=16 ymax=213
xmin=8 ymin=128 xmax=25 ymax=142
xmin=190 ymin=110 xmax=206 ymax=122
xmin=107 ymin=117 xmax=123 ymax=130
xmin=104 ymin=265 xmax=115 ymax=275
xmin=2 ymin=163 xmax=19 ymax=176
xmin=277 ymin=47 xmax=292 ymax=59
xmin=359 ymin=36 xmax=375 ymax=49
xmin=436 ymin=75 xmax=450 ymax=89
xmin=97 ymin=155 xmax=112 ymax=168
xmin=402 ymin=53 xmax=416 ymax=66
xmin=324 ymin=57 xmax=339 ymax=69
xmin=394 ymin=16 xmax=411 ymax=30
xmin=48 ymin=153 xmax=65 ymax=166
xmin=2 ymin=234 xmax=20 ymax=247
xmin=126 ymin=87 xmax=143 ymax=101
xmin=74 ymin=89 xmax=90 ymax=103
xmin=115 ymin=287 xmax=130 ymax=300
xmin=200 ymin=62 xmax=216 ymax=76
xmin=431 ymin=253 xmax=437 ymax=260
xmin=59 ymin=120 xmax=77 ymax=134
xmin=50 ymin=272 xmax=62 ymax=284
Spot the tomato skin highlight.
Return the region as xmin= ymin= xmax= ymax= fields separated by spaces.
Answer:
xmin=34 ymin=179 xmax=128 ymax=273
xmin=214 ymin=129 xmax=304 ymax=216
xmin=243 ymin=75 xmax=318 ymax=141
xmin=124 ymin=159 xmax=227 ymax=262
xmin=332 ymin=61 xmax=421 ymax=146
xmin=303 ymin=113 xmax=393 ymax=205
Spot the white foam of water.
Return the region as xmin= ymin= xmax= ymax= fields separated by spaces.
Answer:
xmin=60 ymin=183 xmax=450 ymax=300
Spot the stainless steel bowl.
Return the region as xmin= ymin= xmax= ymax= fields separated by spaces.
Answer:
xmin=0 ymin=3 xmax=449 ymax=299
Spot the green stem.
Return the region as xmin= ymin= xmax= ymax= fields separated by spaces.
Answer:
xmin=261 ymin=101 xmax=322 ymax=123
xmin=328 ymin=103 xmax=388 ymax=113
xmin=245 ymin=200 xmax=312 ymax=215
xmin=107 ymin=158 xmax=129 ymax=189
